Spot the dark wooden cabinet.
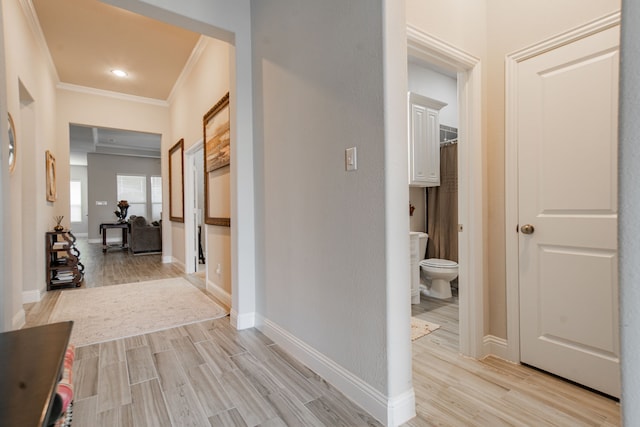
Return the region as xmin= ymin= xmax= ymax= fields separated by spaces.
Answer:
xmin=0 ymin=321 xmax=73 ymax=426
xmin=45 ymin=230 xmax=84 ymax=290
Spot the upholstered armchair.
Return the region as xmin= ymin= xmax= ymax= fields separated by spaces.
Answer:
xmin=128 ymin=216 xmax=162 ymax=254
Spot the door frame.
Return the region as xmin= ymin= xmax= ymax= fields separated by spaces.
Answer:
xmin=504 ymin=11 xmax=621 ymax=363
xmin=184 ymin=139 xmax=204 ymax=275
xmin=408 ymin=27 xmax=484 ymax=358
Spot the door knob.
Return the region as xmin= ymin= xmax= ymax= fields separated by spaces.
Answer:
xmin=520 ymin=224 xmax=535 ymax=235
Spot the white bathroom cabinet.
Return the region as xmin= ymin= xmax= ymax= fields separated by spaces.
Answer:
xmin=408 ymin=92 xmax=447 ymax=187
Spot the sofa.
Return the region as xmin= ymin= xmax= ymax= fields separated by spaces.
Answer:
xmin=129 ymin=216 xmax=162 ymax=254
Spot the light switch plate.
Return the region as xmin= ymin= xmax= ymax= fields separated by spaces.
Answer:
xmin=96 ymin=201 xmax=107 ymax=206
xmin=345 ymin=147 xmax=357 ymax=171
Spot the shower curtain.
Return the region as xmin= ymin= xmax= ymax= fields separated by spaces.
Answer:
xmin=426 ymin=142 xmax=458 ymax=262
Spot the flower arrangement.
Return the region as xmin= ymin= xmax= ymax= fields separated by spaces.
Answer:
xmin=114 ymin=200 xmax=130 ymax=223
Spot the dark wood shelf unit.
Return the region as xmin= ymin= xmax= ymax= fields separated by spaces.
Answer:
xmin=45 ymin=230 xmax=84 ymax=290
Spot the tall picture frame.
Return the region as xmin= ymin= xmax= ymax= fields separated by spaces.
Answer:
xmin=45 ymin=150 xmax=56 ymax=202
xmin=169 ymin=139 xmax=184 ymax=222
xmin=203 ymin=92 xmax=231 ymax=227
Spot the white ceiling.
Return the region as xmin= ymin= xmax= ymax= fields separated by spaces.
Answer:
xmin=30 ymin=0 xmax=201 ymax=164
xmin=32 ymin=0 xmax=200 ymax=100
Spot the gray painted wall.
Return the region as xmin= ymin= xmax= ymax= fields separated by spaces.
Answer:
xmin=619 ymin=1 xmax=639 ymax=423
xmin=87 ymin=153 xmax=161 ymax=240
xmin=252 ymin=0 xmax=390 ymax=392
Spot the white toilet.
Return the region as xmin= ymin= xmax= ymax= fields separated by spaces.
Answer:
xmin=419 ymin=256 xmax=458 ymax=300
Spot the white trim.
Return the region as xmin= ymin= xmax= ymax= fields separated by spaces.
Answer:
xmin=57 ymin=82 xmax=169 ymax=107
xmin=483 ymin=335 xmax=509 ymax=361
xmin=258 ymin=316 xmax=414 ymax=427
xmin=88 ymin=238 xmax=101 ymax=244
xmin=169 ymin=258 xmax=186 ymax=272
xmin=167 ymin=37 xmax=209 ymax=104
xmin=12 ymin=309 xmax=25 ymax=330
xmin=22 ymin=289 xmax=43 ymax=304
xmin=72 ymin=232 xmax=88 ymax=238
xmin=18 ymin=0 xmax=59 ymax=83
xmin=231 ymin=309 xmax=255 ymax=330
xmin=183 ymin=139 xmax=204 ymax=275
xmin=504 ymin=11 xmax=621 ymax=363
xmin=206 ymin=279 xmax=231 ymax=311
xmin=162 ymin=255 xmax=173 ymax=264
xmin=407 ymin=27 xmax=485 ymax=359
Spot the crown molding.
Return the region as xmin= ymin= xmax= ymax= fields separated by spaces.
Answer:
xmin=57 ymin=82 xmax=170 ymax=107
xmin=166 ymin=35 xmax=209 ymax=105
xmin=18 ymin=0 xmax=60 ymax=83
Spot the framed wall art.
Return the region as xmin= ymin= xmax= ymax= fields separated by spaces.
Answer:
xmin=169 ymin=139 xmax=184 ymax=222
xmin=45 ymin=150 xmax=56 ymax=202
xmin=203 ymin=92 xmax=231 ymax=227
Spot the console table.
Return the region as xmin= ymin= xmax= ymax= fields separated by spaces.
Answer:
xmin=0 ymin=321 xmax=73 ymax=426
xmin=99 ymin=222 xmax=129 ymax=253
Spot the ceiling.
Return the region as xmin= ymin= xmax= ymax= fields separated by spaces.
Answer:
xmin=31 ymin=0 xmax=202 ymax=164
xmin=32 ymin=0 xmax=201 ymax=100
xmin=69 ymin=124 xmax=161 ymax=166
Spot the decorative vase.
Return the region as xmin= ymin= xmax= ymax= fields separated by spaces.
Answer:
xmin=53 ymin=216 xmax=64 ymax=232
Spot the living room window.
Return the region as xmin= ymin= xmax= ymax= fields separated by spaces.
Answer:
xmin=117 ymin=174 xmax=147 ymax=218
xmin=70 ymin=180 xmax=82 ymax=223
xmin=151 ymin=176 xmax=162 ymax=222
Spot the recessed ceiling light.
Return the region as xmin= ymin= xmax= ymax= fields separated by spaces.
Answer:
xmin=111 ymin=69 xmax=128 ymax=78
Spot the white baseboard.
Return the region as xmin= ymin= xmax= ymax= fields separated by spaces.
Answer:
xmin=88 ymin=238 xmax=101 ymax=244
xmin=206 ymin=279 xmax=231 ymax=311
xmin=23 ymin=289 xmax=43 ymax=304
xmin=88 ymin=237 xmax=123 ymax=244
xmin=165 ymin=257 xmax=185 ymax=273
xmin=72 ymin=232 xmax=88 ymax=237
xmin=230 ymin=309 xmax=255 ymax=330
xmin=258 ymin=315 xmax=415 ymax=427
xmin=12 ymin=308 xmax=25 ymax=330
xmin=483 ymin=334 xmax=509 ymax=360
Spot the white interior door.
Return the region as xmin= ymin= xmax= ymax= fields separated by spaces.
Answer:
xmin=517 ymin=25 xmax=620 ymax=397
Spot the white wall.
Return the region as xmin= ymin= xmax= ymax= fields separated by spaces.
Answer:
xmin=2 ymin=0 xmax=59 ymax=322
xmin=620 ymin=0 xmax=640 ymax=422
xmin=408 ymin=62 xmax=458 ymax=127
xmin=168 ymin=36 xmax=231 ymax=292
xmin=55 ymin=88 xmax=171 ymax=256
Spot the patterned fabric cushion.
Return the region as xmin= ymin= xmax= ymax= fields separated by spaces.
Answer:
xmin=56 ymin=345 xmax=75 ymax=413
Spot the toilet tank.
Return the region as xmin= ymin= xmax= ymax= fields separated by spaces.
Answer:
xmin=418 ymin=233 xmax=428 ymax=260
xmin=409 ymin=232 xmax=428 ymax=304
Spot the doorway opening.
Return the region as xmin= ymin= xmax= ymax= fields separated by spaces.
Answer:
xmin=408 ymin=57 xmax=461 ymax=351
xmin=407 ymin=27 xmax=485 ymax=358
xmin=184 ymin=140 xmax=206 ymax=276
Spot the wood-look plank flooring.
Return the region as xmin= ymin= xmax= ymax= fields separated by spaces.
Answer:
xmin=24 ymin=239 xmax=621 ymax=426
xmin=408 ymin=290 xmax=620 ymax=426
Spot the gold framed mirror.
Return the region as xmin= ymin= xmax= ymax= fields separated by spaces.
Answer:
xmin=8 ymin=113 xmax=16 ymax=173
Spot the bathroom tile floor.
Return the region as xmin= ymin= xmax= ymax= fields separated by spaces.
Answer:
xmin=408 ymin=291 xmax=620 ymax=426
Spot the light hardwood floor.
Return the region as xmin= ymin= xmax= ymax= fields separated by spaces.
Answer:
xmin=409 ymin=290 xmax=621 ymax=426
xmin=24 ymin=240 xmax=621 ymax=426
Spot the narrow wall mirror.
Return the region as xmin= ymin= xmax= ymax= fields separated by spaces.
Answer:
xmin=169 ymin=139 xmax=184 ymax=222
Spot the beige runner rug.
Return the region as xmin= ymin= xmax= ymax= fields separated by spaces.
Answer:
xmin=49 ymin=277 xmax=227 ymax=347
xmin=411 ymin=317 xmax=440 ymax=341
